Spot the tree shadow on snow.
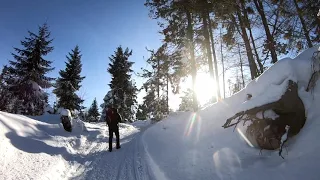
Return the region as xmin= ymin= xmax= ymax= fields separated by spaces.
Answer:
xmin=5 ymin=131 xmax=68 ymax=154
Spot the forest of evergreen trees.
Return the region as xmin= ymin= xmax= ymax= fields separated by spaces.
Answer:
xmin=0 ymin=0 xmax=319 ymax=122
xmin=144 ymin=0 xmax=320 ymax=113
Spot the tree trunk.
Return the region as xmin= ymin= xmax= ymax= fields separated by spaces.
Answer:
xmin=207 ymin=11 xmax=221 ymax=100
xmin=166 ymin=73 xmax=169 ymax=114
xmin=240 ymin=0 xmax=264 ymax=74
xmin=203 ymin=11 xmax=220 ymax=101
xmin=186 ymin=10 xmax=198 ymax=111
xmin=157 ymin=54 xmax=160 ymax=118
xmin=235 ymin=9 xmax=258 ymax=80
xmin=249 ymin=28 xmax=264 ymax=74
xmin=238 ymin=44 xmax=246 ymax=88
xmin=293 ymin=0 xmax=313 ymax=48
xmin=253 ymin=0 xmax=278 ymax=63
xmin=220 ymin=28 xmax=226 ymax=99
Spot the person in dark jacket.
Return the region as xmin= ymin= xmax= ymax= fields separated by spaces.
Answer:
xmin=106 ymin=106 xmax=122 ymax=152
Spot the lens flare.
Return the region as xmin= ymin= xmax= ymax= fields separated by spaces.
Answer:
xmin=184 ymin=112 xmax=202 ymax=142
xmin=237 ymin=128 xmax=254 ymax=147
xmin=184 ymin=113 xmax=197 ymax=137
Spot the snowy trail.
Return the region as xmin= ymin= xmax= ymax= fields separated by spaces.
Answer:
xmin=65 ymin=123 xmax=155 ymax=180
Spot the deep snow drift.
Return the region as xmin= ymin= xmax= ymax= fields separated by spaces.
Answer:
xmin=143 ymin=46 xmax=320 ymax=180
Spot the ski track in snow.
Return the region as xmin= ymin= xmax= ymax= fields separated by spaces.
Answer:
xmin=65 ymin=123 xmax=155 ymax=180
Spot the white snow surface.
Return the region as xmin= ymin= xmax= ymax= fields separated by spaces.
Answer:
xmin=281 ymin=125 xmax=290 ymax=146
xmin=0 ymin=112 xmax=152 ymax=180
xmin=1 ymin=46 xmax=320 ymax=180
xmin=60 ymin=109 xmax=72 ymax=118
xmin=256 ymin=109 xmax=279 ymax=120
xmin=141 ymin=46 xmax=320 ymax=180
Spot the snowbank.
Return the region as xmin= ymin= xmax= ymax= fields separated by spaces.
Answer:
xmin=142 ymin=46 xmax=320 ymax=179
xmin=0 ymin=110 xmax=147 ymax=179
xmin=0 ymin=112 xmax=78 ymax=179
xmin=221 ymin=45 xmax=319 ymax=117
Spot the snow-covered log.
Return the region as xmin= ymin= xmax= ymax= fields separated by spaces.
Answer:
xmin=223 ymin=80 xmax=306 ymax=157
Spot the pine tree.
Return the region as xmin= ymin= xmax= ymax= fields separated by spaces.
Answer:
xmin=100 ymin=90 xmax=113 ymax=121
xmin=0 ymin=66 xmax=13 ymax=111
xmin=278 ymin=0 xmax=319 ymax=52
xmin=107 ymin=46 xmax=137 ymax=122
xmin=87 ymin=98 xmax=100 ymax=122
xmin=7 ymin=23 xmax=54 ymax=115
xmin=136 ymin=104 xmax=148 ymax=120
xmin=145 ymin=0 xmax=199 ymax=111
xmin=179 ymin=88 xmax=194 ymax=111
xmin=140 ymin=44 xmax=185 ymax=119
xmin=53 ymin=46 xmax=85 ymax=112
xmin=142 ymin=88 xmax=157 ymax=118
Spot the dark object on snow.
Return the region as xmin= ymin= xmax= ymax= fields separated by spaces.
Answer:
xmin=61 ymin=116 xmax=72 ymax=132
xmin=246 ymin=94 xmax=252 ymax=100
xmin=223 ymin=80 xmax=306 ymax=157
xmin=106 ymin=107 xmax=122 ymax=151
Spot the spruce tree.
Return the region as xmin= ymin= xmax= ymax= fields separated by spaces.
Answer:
xmin=7 ymin=23 xmax=54 ymax=115
xmin=100 ymin=90 xmax=113 ymax=121
xmin=136 ymin=104 xmax=148 ymax=120
xmin=53 ymin=46 xmax=85 ymax=112
xmin=107 ymin=46 xmax=137 ymax=122
xmin=142 ymin=88 xmax=157 ymax=118
xmin=0 ymin=66 xmax=13 ymax=111
xmin=87 ymin=98 xmax=100 ymax=122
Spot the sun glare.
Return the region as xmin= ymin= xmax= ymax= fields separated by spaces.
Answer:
xmin=195 ymin=73 xmax=217 ymax=105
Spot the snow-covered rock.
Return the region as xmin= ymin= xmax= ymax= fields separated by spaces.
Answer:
xmin=60 ymin=108 xmax=72 ymax=118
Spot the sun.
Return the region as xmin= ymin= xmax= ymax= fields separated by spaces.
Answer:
xmin=195 ymin=73 xmax=217 ymax=105
xmin=176 ymin=72 xmax=217 ymax=109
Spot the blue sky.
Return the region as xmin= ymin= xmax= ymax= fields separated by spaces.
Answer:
xmin=0 ymin=0 xmax=162 ymax=108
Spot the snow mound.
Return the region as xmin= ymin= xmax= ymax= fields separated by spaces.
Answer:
xmin=222 ymin=45 xmax=319 ymax=116
xmin=143 ymin=46 xmax=320 ymax=179
xmin=0 ymin=111 xmax=85 ymax=179
xmin=0 ymin=110 xmax=147 ymax=179
xmin=60 ymin=108 xmax=72 ymax=117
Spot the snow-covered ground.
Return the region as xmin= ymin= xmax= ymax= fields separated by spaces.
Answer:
xmin=142 ymin=46 xmax=320 ymax=180
xmin=0 ymin=112 xmax=152 ymax=180
xmin=1 ymin=46 xmax=320 ymax=180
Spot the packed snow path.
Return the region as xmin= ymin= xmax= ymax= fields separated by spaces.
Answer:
xmin=69 ymin=123 xmax=155 ymax=180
